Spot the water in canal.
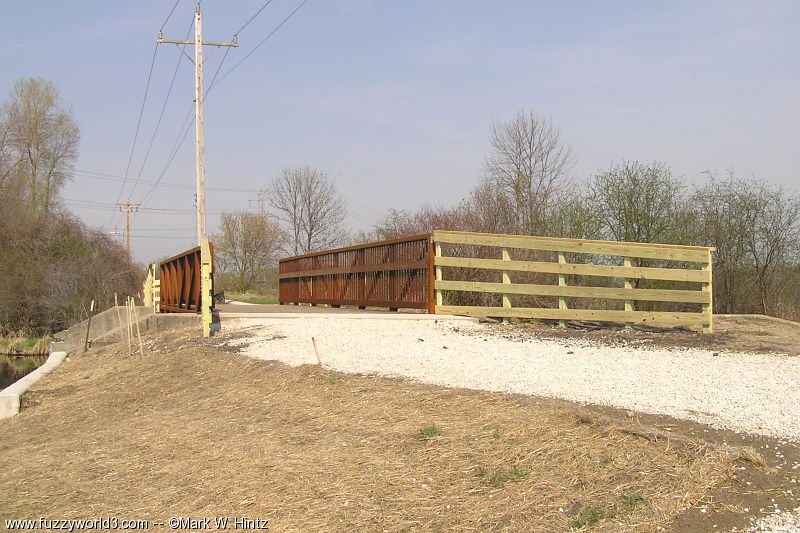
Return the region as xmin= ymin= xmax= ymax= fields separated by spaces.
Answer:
xmin=1 ymin=354 xmax=47 ymax=389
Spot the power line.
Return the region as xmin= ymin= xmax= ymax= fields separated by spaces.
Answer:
xmin=109 ymin=1 xmax=188 ymax=228
xmin=111 ymin=42 xmax=159 ymax=222
xmin=126 ymin=234 xmax=195 ymax=239
xmin=163 ymin=102 xmax=196 ymax=169
xmin=75 ymin=168 xmax=261 ymax=193
xmin=80 ymin=167 xmax=381 ymax=223
xmin=203 ymin=46 xmax=231 ymax=98
xmin=131 ymin=0 xmax=311 ymax=209
xmin=129 ymin=227 xmax=196 ymax=232
xmin=66 ymin=201 xmax=225 ymax=217
xmin=161 ymin=0 xmax=181 ymax=30
xmin=65 ymin=197 xmax=208 ymax=214
xmin=205 ymin=0 xmax=279 ymax=97
xmin=235 ymin=0 xmax=274 ymax=35
xmin=129 ymin=15 xmax=195 ymax=200
xmin=137 ymin=101 xmax=196 ymax=206
xmin=216 ymin=0 xmax=310 ymax=86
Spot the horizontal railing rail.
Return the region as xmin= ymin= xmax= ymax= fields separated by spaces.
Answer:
xmin=433 ymin=230 xmax=714 ymax=331
xmin=279 ymin=234 xmax=434 ymax=311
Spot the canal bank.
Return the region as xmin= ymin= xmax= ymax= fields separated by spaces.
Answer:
xmin=0 ymin=306 xmax=204 ymax=420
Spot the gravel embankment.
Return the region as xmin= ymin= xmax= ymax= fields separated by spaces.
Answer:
xmin=227 ymin=317 xmax=800 ymax=442
xmin=227 ymin=316 xmax=800 ymax=532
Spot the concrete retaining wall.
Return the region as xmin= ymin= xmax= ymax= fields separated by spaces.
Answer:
xmin=51 ymin=306 xmax=201 ymax=353
xmin=0 ymin=350 xmax=67 ymax=420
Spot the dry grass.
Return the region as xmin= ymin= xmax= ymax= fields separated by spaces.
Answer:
xmin=0 ymin=328 xmax=748 ymax=531
xmin=0 ymin=335 xmax=51 ymax=355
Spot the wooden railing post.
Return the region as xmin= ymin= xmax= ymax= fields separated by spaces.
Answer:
xmin=702 ymin=250 xmax=713 ymax=333
xmin=558 ymin=251 xmax=567 ymax=328
xmin=143 ymin=263 xmax=155 ymax=308
xmin=200 ymin=238 xmax=213 ymax=338
xmin=435 ymin=241 xmax=443 ymax=309
xmin=502 ymin=248 xmax=511 ymax=324
xmin=153 ymin=279 xmax=161 ymax=313
xmin=623 ymin=256 xmax=634 ymax=328
xmin=427 ymin=235 xmax=435 ymax=314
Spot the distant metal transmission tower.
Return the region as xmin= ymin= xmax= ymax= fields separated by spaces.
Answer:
xmin=157 ymin=4 xmax=238 ymax=245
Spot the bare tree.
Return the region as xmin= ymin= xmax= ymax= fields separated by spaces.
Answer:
xmin=0 ymin=108 xmax=13 ymax=192
xmin=262 ymin=166 xmax=347 ymax=255
xmin=369 ymin=208 xmax=414 ymax=241
xmin=465 ymin=178 xmax=516 ymax=235
xmin=483 ymin=110 xmax=574 ymax=235
xmin=367 ymin=204 xmax=470 ymax=242
xmin=212 ymin=211 xmax=287 ymax=293
xmin=693 ymin=173 xmax=800 ymax=315
xmin=750 ymin=184 xmax=800 ymax=315
xmin=1 ymin=78 xmax=79 ymax=217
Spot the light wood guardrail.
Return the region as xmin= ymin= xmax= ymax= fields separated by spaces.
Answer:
xmin=433 ymin=231 xmax=715 ymax=332
xmin=143 ymin=263 xmax=161 ymax=313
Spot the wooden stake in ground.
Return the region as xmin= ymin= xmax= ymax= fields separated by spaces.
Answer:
xmin=124 ymin=299 xmax=133 ymax=356
xmin=312 ymin=337 xmax=322 ymax=366
xmin=114 ymin=293 xmax=125 ymax=344
xmin=83 ymin=300 xmax=95 ymax=353
xmin=130 ymin=297 xmax=145 ymax=358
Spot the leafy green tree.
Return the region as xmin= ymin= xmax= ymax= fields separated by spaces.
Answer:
xmin=0 ymin=78 xmax=79 ymax=217
xmin=584 ymin=161 xmax=688 ymax=245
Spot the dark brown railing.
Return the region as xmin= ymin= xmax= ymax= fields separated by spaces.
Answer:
xmin=279 ymin=234 xmax=434 ymax=312
xmin=159 ymin=244 xmax=214 ymax=313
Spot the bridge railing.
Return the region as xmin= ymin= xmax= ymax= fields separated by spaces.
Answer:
xmin=433 ymin=230 xmax=714 ymax=331
xmin=278 ymin=235 xmax=434 ymax=312
xmin=157 ymin=242 xmax=214 ymax=315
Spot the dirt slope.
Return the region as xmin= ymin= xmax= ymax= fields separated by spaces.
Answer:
xmin=0 ymin=321 xmax=797 ymax=532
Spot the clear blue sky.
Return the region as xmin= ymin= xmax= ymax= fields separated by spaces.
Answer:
xmin=1 ymin=1 xmax=798 ymax=263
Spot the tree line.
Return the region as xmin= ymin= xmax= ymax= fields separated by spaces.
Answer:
xmin=364 ymin=112 xmax=800 ymax=320
xmin=212 ymin=166 xmax=348 ymax=294
xmin=0 ymin=78 xmax=142 ymax=335
xmin=216 ymin=110 xmax=799 ymax=320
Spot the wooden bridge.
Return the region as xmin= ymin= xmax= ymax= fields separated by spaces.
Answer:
xmin=277 ymin=231 xmax=714 ymax=332
xmin=143 ymin=231 xmax=714 ymax=333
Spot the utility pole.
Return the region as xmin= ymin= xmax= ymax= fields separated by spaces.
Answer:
xmin=116 ymin=202 xmax=140 ymax=263
xmin=158 ymin=4 xmax=238 ymax=245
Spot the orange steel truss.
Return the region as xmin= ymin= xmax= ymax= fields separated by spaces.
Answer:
xmin=278 ymin=234 xmax=434 ymax=312
xmin=159 ymin=244 xmax=214 ymax=314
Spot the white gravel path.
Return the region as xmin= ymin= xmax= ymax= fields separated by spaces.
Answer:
xmin=225 ymin=316 xmax=800 ymax=532
xmin=226 ymin=316 xmax=800 ymax=442
xmin=732 ymin=508 xmax=800 ymax=533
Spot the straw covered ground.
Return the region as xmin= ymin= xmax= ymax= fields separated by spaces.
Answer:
xmin=0 ymin=326 xmax=796 ymax=532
